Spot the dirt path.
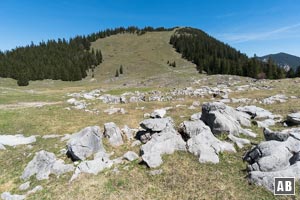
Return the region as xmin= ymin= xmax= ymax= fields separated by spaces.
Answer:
xmin=0 ymin=101 xmax=62 ymax=110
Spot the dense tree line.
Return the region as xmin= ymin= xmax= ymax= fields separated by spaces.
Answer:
xmin=286 ymin=65 xmax=300 ymax=78
xmin=0 ymin=26 xmax=174 ymax=86
xmin=170 ymin=28 xmax=286 ymax=79
xmin=0 ymin=37 xmax=102 ymax=85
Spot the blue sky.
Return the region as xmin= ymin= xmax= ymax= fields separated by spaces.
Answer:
xmin=0 ymin=0 xmax=300 ymax=57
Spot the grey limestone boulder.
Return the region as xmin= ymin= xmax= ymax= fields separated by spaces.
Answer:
xmin=121 ymin=125 xmax=134 ymax=140
xmin=140 ymin=117 xmax=174 ymax=132
xmin=0 ymin=134 xmax=36 ymax=147
xmin=70 ymin=151 xmax=113 ymax=181
xmin=21 ymin=150 xmax=74 ymax=180
xmin=201 ymin=102 xmax=256 ymax=137
xmin=244 ymin=127 xmax=300 ymax=191
xmin=19 ymin=181 xmax=30 ymax=191
xmin=287 ymin=112 xmax=300 ymax=125
xmin=104 ymin=122 xmax=124 ymax=147
xmin=150 ymin=108 xmax=167 ymax=118
xmin=179 ymin=120 xmax=236 ymax=163
xmin=123 ymin=151 xmax=139 ymax=161
xmin=66 ymin=126 xmax=103 ymax=161
xmin=140 ymin=126 xmax=186 ymax=168
xmin=1 ymin=192 xmax=26 ymax=200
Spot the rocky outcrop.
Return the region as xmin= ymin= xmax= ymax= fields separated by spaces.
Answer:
xmin=150 ymin=108 xmax=166 ymax=118
xmin=21 ymin=150 xmax=74 ymax=180
xmin=66 ymin=126 xmax=103 ymax=161
xmin=70 ymin=152 xmax=113 ymax=181
xmin=121 ymin=125 xmax=134 ymax=140
xmin=139 ymin=117 xmax=186 ymax=168
xmin=1 ymin=192 xmax=26 ymax=200
xmin=140 ymin=127 xmax=186 ymax=168
xmin=244 ymin=128 xmax=300 ymax=191
xmin=104 ymin=122 xmax=124 ymax=147
xmin=123 ymin=151 xmax=139 ymax=161
xmin=179 ymin=120 xmax=236 ymax=163
xmin=287 ymin=112 xmax=300 ymax=125
xmin=0 ymin=134 xmax=36 ymax=148
xmin=201 ymin=102 xmax=256 ymax=138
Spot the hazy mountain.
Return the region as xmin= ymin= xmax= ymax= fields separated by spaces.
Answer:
xmin=258 ymin=52 xmax=300 ymax=71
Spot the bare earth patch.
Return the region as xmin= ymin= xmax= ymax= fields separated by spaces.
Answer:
xmin=0 ymin=101 xmax=62 ymax=110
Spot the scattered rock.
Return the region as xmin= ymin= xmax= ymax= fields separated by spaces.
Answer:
xmin=66 ymin=126 xmax=103 ymax=161
xmin=19 ymin=181 xmax=30 ymax=191
xmin=104 ymin=107 xmax=125 ymax=115
xmin=123 ymin=151 xmax=139 ymax=161
xmin=287 ymin=112 xmax=300 ymax=125
xmin=0 ymin=144 xmax=6 ymax=150
xmin=201 ymin=102 xmax=255 ymax=137
xmin=104 ymin=122 xmax=124 ymax=147
xmin=255 ymin=119 xmax=276 ymax=128
xmin=131 ymin=140 xmax=142 ymax=147
xmin=21 ymin=150 xmax=74 ymax=180
xmin=1 ymin=192 xmax=26 ymax=200
xmin=99 ymin=94 xmax=122 ymax=104
xmin=150 ymin=108 xmax=166 ymax=118
xmin=244 ymin=127 xmax=300 ymax=191
xmin=140 ymin=117 xmax=174 ymax=132
xmin=263 ymin=127 xmax=300 ymax=141
xmin=121 ymin=125 xmax=134 ymax=140
xmin=179 ymin=120 xmax=236 ymax=163
xmin=70 ymin=152 xmax=113 ymax=181
xmin=0 ymin=134 xmax=36 ymax=147
xmin=190 ymin=112 xmax=201 ymax=121
xmin=261 ymin=94 xmax=288 ymax=104
xmin=148 ymin=169 xmax=163 ymax=176
xmin=67 ymin=98 xmax=87 ymax=110
xmin=140 ymin=118 xmax=186 ymax=168
xmin=26 ymin=185 xmax=43 ymax=195
xmin=236 ymin=105 xmax=273 ymax=119
xmin=42 ymin=134 xmax=62 ymax=139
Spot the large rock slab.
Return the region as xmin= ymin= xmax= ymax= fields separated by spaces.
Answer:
xmin=201 ymin=102 xmax=255 ymax=137
xmin=150 ymin=109 xmax=167 ymax=118
xmin=0 ymin=134 xmax=36 ymax=147
xmin=140 ymin=117 xmax=174 ymax=132
xmin=287 ymin=112 xmax=300 ymax=125
xmin=140 ymin=127 xmax=186 ymax=168
xmin=121 ymin=125 xmax=134 ymax=140
xmin=70 ymin=152 xmax=113 ymax=181
xmin=236 ymin=105 xmax=273 ymax=119
xmin=244 ymin=127 xmax=300 ymax=191
xmin=1 ymin=192 xmax=26 ymax=200
xmin=66 ymin=126 xmax=103 ymax=161
xmin=104 ymin=122 xmax=124 ymax=147
xmin=249 ymin=162 xmax=300 ymax=192
xmin=179 ymin=120 xmax=236 ymax=163
xmin=21 ymin=150 xmax=74 ymax=180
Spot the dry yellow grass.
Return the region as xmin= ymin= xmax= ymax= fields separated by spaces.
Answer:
xmin=1 ymin=31 xmax=300 ymax=199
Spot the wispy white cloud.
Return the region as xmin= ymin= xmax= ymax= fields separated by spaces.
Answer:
xmin=219 ymin=23 xmax=300 ymax=43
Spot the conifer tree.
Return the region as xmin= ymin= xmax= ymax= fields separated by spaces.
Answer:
xmin=119 ymin=65 xmax=123 ymax=74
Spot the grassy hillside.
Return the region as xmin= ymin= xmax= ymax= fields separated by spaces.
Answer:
xmin=90 ymin=30 xmax=198 ymax=87
xmin=0 ymin=30 xmax=300 ymax=200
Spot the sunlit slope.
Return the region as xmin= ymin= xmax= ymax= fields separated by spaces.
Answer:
xmin=91 ymin=30 xmax=198 ymax=87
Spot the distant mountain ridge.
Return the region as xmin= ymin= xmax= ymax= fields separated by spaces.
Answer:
xmin=258 ymin=52 xmax=300 ymax=70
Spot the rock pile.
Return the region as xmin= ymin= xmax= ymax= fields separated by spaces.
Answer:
xmin=138 ymin=117 xmax=186 ymax=168
xmin=244 ymin=127 xmax=300 ymax=191
xmin=179 ymin=120 xmax=236 ymax=163
xmin=21 ymin=150 xmax=74 ymax=180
